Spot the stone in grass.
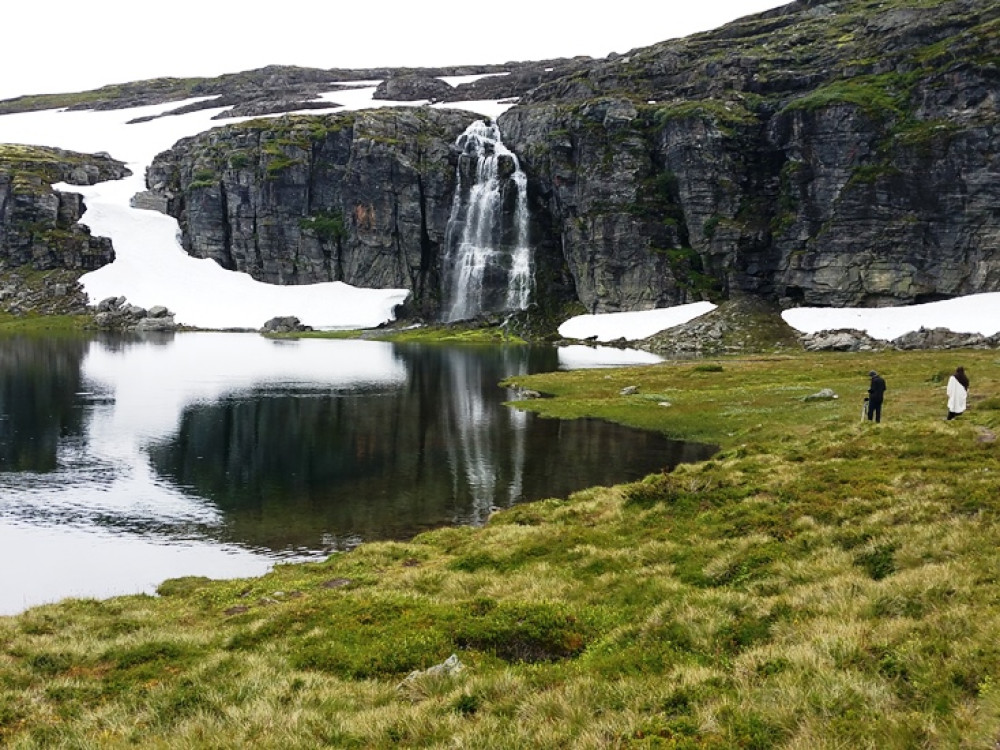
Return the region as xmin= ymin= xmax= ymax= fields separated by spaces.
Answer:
xmin=803 ymin=388 xmax=839 ymax=402
xmin=397 ymin=654 xmax=464 ymax=689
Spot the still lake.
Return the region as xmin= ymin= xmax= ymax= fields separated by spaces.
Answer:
xmin=0 ymin=333 xmax=715 ymax=614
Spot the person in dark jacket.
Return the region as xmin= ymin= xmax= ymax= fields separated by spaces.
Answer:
xmin=867 ymin=370 xmax=887 ymax=423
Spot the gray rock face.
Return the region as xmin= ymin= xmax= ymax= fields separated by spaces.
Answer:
xmin=144 ymin=108 xmax=573 ymax=320
xmin=261 ymin=315 xmax=312 ymax=333
xmin=0 ymin=147 xmax=129 ymax=273
xmin=500 ymin=0 xmax=1000 ymax=312
xmin=373 ymin=76 xmax=455 ymax=102
xmin=801 ymin=329 xmax=888 ymax=352
xmin=892 ymin=327 xmax=999 ymax=350
xmin=145 ymin=108 xmax=478 ymax=318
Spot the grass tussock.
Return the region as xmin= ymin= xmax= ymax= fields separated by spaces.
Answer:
xmin=2 ymin=348 xmax=1000 ymax=747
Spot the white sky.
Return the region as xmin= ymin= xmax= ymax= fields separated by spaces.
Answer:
xmin=0 ymin=0 xmax=790 ymax=100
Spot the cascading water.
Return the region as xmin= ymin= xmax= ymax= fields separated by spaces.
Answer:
xmin=443 ymin=120 xmax=533 ymax=322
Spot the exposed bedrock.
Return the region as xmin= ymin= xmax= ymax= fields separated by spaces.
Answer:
xmin=0 ymin=146 xmax=129 ymax=272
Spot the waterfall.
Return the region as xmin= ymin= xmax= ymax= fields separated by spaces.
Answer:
xmin=443 ymin=120 xmax=533 ymax=322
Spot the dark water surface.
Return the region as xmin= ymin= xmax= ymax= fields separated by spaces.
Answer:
xmin=0 ymin=333 xmax=714 ymax=613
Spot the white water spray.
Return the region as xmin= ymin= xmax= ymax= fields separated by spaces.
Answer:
xmin=443 ymin=120 xmax=533 ymax=322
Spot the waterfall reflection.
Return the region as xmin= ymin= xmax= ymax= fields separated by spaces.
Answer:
xmin=148 ymin=343 xmax=716 ymax=550
xmin=147 ymin=345 xmax=563 ymax=546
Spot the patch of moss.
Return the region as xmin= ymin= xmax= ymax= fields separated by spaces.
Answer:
xmin=299 ymin=210 xmax=347 ymax=243
xmin=781 ymin=72 xmax=918 ymax=120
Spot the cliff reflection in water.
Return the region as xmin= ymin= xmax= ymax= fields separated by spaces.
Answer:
xmin=0 ymin=336 xmax=87 ymax=472
xmin=149 ymin=344 xmax=715 ymax=549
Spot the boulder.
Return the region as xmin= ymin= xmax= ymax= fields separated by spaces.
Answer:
xmin=892 ymin=327 xmax=995 ymax=350
xmin=261 ymin=316 xmax=313 ymax=333
xmin=91 ymin=298 xmax=178 ymax=332
xmin=803 ymin=388 xmax=839 ymax=402
xmin=800 ymin=329 xmax=889 ymax=352
xmin=373 ymin=75 xmax=454 ymax=102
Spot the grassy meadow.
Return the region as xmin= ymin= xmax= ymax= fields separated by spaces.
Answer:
xmin=1 ymin=347 xmax=999 ymax=748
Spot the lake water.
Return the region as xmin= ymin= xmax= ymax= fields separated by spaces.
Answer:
xmin=0 ymin=333 xmax=715 ymax=614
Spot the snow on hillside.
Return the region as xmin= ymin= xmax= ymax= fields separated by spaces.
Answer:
xmin=781 ymin=293 xmax=1000 ymax=340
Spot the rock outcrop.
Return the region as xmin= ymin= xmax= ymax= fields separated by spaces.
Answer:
xmin=261 ymin=315 xmax=312 ymax=333
xmin=144 ymin=108 xmax=472 ymax=319
xmin=0 ymin=145 xmax=128 ymax=272
xmin=91 ymin=296 xmax=178 ymax=331
xmin=1 ymin=61 xmax=590 ymax=122
xmin=0 ymin=145 xmax=129 ymax=315
xmin=642 ymin=296 xmax=803 ymax=356
xmin=143 ymin=107 xmax=574 ymax=320
xmin=373 ymin=75 xmax=456 ymax=103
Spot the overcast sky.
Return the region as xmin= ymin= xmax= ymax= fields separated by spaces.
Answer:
xmin=1 ymin=0 xmax=791 ymax=100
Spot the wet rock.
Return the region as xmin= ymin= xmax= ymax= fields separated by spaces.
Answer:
xmin=514 ymin=388 xmax=543 ymax=400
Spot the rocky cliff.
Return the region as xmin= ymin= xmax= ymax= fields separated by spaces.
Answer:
xmin=500 ymin=0 xmax=1000 ymax=312
xmin=143 ymin=107 xmax=574 ymax=319
xmin=0 ymin=145 xmax=128 ymax=270
xmin=144 ymin=109 xmax=471 ymax=318
xmin=0 ymin=145 xmax=129 ymax=314
xmin=141 ymin=0 xmax=1000 ymax=320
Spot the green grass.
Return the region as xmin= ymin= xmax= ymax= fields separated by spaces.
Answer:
xmin=0 ymin=312 xmax=90 ymax=333
xmin=1 ymin=347 xmax=998 ymax=746
xmin=270 ymin=324 xmax=528 ymax=344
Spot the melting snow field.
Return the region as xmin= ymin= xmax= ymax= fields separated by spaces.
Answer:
xmin=2 ymin=84 xmax=999 ymax=336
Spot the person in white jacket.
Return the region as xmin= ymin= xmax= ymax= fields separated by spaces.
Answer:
xmin=946 ymin=366 xmax=969 ymax=420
